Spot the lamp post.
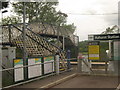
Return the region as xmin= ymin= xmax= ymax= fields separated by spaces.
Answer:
xmin=0 ymin=7 xmax=2 ymax=89
xmin=23 ymin=2 xmax=28 ymax=80
xmin=0 ymin=10 xmax=2 ymax=89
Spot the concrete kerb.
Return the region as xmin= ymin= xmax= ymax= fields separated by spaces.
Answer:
xmin=36 ymin=73 xmax=78 ymax=89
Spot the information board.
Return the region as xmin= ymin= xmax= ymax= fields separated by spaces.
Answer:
xmin=88 ymin=42 xmax=100 ymax=60
xmin=44 ymin=56 xmax=54 ymax=74
xmin=28 ymin=58 xmax=42 ymax=78
xmin=14 ymin=59 xmax=24 ymax=82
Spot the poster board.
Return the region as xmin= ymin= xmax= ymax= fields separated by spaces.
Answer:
xmin=14 ymin=59 xmax=24 ymax=82
xmin=44 ymin=56 xmax=54 ymax=74
xmin=28 ymin=58 xmax=42 ymax=78
xmin=88 ymin=41 xmax=100 ymax=60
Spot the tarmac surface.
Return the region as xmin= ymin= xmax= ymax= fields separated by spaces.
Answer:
xmin=51 ymin=75 xmax=118 ymax=89
xmin=9 ymin=65 xmax=77 ymax=89
xmin=4 ymin=65 xmax=119 ymax=89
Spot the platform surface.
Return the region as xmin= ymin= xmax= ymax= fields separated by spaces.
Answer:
xmin=52 ymin=75 xmax=119 ymax=89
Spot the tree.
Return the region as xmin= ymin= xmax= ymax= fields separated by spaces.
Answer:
xmin=12 ymin=2 xmax=76 ymax=33
xmin=78 ymin=41 xmax=88 ymax=53
xmin=102 ymin=25 xmax=120 ymax=34
xmin=2 ymin=16 xmax=22 ymax=25
xmin=61 ymin=23 xmax=76 ymax=34
xmin=12 ymin=2 xmax=66 ymax=25
xmin=99 ymin=42 xmax=109 ymax=61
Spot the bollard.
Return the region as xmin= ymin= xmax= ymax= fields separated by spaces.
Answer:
xmin=55 ymin=54 xmax=59 ymax=75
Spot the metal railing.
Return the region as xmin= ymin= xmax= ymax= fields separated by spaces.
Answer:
xmin=2 ymin=60 xmax=55 ymax=89
xmin=1 ymin=57 xmax=78 ymax=89
xmin=1 ymin=61 xmax=54 ymax=72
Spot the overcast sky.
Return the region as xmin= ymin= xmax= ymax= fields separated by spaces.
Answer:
xmin=57 ymin=0 xmax=118 ymax=41
xmin=1 ymin=0 xmax=119 ymax=41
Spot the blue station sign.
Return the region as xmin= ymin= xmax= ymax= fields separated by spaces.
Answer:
xmin=94 ymin=34 xmax=120 ymax=40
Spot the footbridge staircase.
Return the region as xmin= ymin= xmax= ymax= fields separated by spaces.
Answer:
xmin=1 ymin=22 xmax=78 ymax=70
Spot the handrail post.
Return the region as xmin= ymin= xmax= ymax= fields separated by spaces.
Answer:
xmin=8 ymin=25 xmax=11 ymax=44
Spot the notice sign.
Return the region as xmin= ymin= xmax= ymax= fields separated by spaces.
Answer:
xmin=14 ymin=59 xmax=24 ymax=82
xmin=28 ymin=58 xmax=42 ymax=78
xmin=88 ymin=42 xmax=100 ymax=60
xmin=44 ymin=56 xmax=54 ymax=74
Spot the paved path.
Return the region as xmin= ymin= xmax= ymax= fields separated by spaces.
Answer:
xmin=8 ymin=65 xmax=77 ymax=89
xmin=52 ymin=75 xmax=119 ymax=89
xmin=4 ymin=65 xmax=119 ymax=89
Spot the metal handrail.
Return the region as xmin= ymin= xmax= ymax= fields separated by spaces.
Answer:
xmin=11 ymin=24 xmax=52 ymax=53
xmin=1 ymin=58 xmax=76 ymax=89
xmin=11 ymin=24 xmax=66 ymax=54
xmin=26 ymin=27 xmax=63 ymax=51
xmin=65 ymin=58 xmax=77 ymax=61
xmin=1 ymin=58 xmax=77 ymax=72
xmin=1 ymin=61 xmax=54 ymax=72
xmin=2 ymin=67 xmax=75 ymax=89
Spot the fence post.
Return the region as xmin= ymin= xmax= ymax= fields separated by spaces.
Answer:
xmin=55 ymin=53 xmax=59 ymax=75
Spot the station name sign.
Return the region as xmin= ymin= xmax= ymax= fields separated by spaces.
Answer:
xmin=94 ymin=34 xmax=120 ymax=40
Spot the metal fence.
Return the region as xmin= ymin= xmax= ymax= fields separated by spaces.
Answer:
xmin=1 ymin=56 xmax=78 ymax=89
